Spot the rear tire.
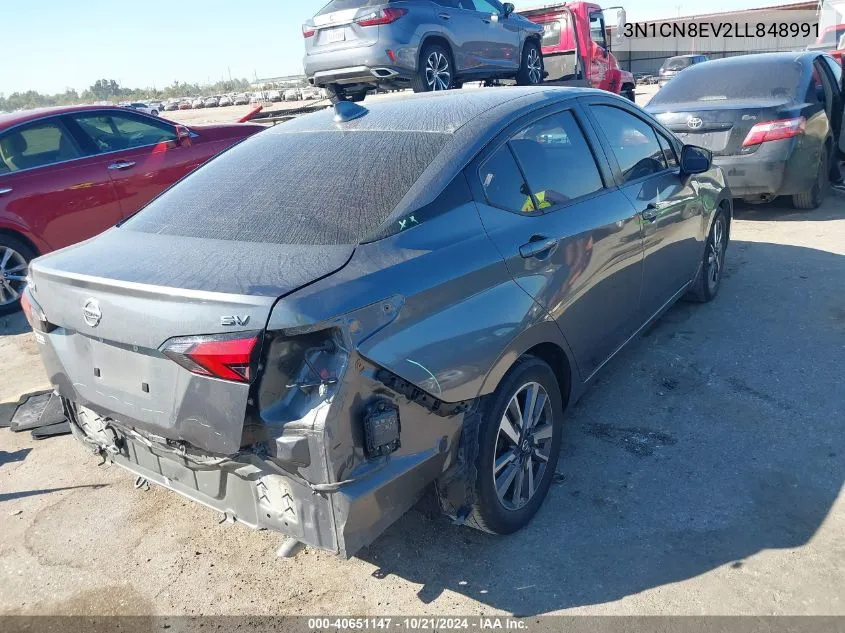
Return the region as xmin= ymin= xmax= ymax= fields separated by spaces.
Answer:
xmin=516 ymin=41 xmax=544 ymax=86
xmin=465 ymin=356 xmax=563 ymax=535
xmin=151 ymin=110 xmax=159 ymax=117
xmin=622 ymin=85 xmax=636 ymax=102
xmin=412 ymin=44 xmax=454 ymax=93
xmin=0 ymin=234 xmax=35 ymax=316
xmin=792 ymin=149 xmax=827 ymax=210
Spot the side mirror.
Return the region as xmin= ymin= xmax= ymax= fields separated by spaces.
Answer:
xmin=175 ymin=124 xmax=192 ymax=147
xmin=616 ymin=8 xmax=627 ymax=42
xmin=503 ymin=2 xmax=515 ymax=16
xmin=680 ymin=144 xmax=711 ymax=174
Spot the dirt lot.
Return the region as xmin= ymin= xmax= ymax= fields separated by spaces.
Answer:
xmin=1 ymin=83 xmax=843 ymax=615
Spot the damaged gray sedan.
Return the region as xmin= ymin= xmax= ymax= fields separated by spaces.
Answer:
xmin=22 ymin=87 xmax=731 ymax=557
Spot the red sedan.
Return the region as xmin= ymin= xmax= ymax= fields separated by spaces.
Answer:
xmin=0 ymin=105 xmax=263 ymax=314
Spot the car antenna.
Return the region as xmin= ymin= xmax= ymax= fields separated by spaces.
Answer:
xmin=333 ymin=100 xmax=368 ymax=123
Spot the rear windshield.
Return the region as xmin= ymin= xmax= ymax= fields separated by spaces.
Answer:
xmin=663 ymin=56 xmax=692 ymax=71
xmin=316 ymin=0 xmax=390 ymax=16
xmin=122 ymin=129 xmax=449 ymax=245
xmin=650 ymin=59 xmax=803 ymax=104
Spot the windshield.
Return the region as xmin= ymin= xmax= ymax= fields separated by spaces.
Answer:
xmin=122 ymin=128 xmax=450 ymax=246
xmin=650 ymin=58 xmax=803 ymax=103
xmin=663 ymin=56 xmax=693 ymax=71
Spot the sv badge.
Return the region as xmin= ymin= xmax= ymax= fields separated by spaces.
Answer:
xmin=220 ymin=315 xmax=250 ymax=326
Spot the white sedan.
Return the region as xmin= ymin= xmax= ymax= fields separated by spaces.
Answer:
xmin=125 ymin=102 xmax=160 ymax=116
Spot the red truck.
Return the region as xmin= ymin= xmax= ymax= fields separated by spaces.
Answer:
xmin=519 ymin=2 xmax=636 ymax=101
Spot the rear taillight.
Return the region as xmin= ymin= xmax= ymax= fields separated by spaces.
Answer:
xmin=356 ymin=7 xmax=407 ymax=27
xmin=742 ymin=116 xmax=806 ymax=147
xmin=302 ymin=24 xmax=315 ymax=38
xmin=162 ymin=332 xmax=260 ymax=383
xmin=21 ymin=289 xmax=55 ymax=333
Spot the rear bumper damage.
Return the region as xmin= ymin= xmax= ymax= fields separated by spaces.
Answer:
xmin=61 ymin=348 xmax=474 ymax=558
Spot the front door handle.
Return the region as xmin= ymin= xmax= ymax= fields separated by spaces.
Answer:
xmin=0 ymin=188 xmax=12 ymax=196
xmin=438 ymin=12 xmax=451 ymax=20
xmin=519 ymin=236 xmax=559 ymax=259
xmin=108 ymin=160 xmax=136 ymax=171
xmin=641 ymin=202 xmax=667 ymax=222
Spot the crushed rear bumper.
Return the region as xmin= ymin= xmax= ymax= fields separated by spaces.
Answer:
xmin=713 ymin=138 xmax=817 ymax=199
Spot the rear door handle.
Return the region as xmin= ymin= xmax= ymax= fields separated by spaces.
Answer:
xmin=0 ymin=188 xmax=12 ymax=196
xmin=519 ymin=236 xmax=559 ymax=259
xmin=438 ymin=12 xmax=451 ymax=20
xmin=108 ymin=160 xmax=136 ymax=171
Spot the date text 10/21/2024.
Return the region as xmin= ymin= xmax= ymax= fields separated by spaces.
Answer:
xmin=308 ymin=617 xmax=529 ymax=631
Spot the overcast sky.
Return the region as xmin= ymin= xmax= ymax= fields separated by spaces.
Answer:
xmin=4 ymin=0 xmax=800 ymax=94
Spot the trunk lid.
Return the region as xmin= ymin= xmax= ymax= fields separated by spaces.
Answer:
xmin=649 ymin=99 xmax=797 ymax=156
xmin=30 ymin=229 xmax=353 ymax=454
xmin=305 ymin=2 xmax=390 ymax=55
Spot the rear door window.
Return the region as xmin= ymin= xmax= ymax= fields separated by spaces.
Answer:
xmin=480 ymin=145 xmax=536 ymax=212
xmin=590 ymin=105 xmax=667 ymax=183
xmin=72 ymin=111 xmax=175 ymax=153
xmin=0 ymin=119 xmax=82 ymax=173
xmin=509 ymin=110 xmax=604 ymax=207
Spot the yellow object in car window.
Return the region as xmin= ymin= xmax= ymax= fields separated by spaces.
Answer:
xmin=522 ymin=190 xmax=553 ymax=212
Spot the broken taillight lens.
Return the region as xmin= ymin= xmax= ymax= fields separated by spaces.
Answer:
xmin=161 ymin=332 xmax=260 ymax=383
xmin=21 ymin=289 xmax=55 ymax=333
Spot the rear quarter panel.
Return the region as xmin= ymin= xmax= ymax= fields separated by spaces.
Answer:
xmin=267 ymin=197 xmax=554 ymax=404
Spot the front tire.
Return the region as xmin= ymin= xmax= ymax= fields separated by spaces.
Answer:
xmin=0 ymin=235 xmax=34 ymax=316
xmin=465 ymin=357 xmax=563 ymax=535
xmin=516 ymin=41 xmax=544 ymax=86
xmin=687 ymin=209 xmax=728 ymax=303
xmin=151 ymin=110 xmax=159 ymax=117
xmin=412 ymin=44 xmax=454 ymax=93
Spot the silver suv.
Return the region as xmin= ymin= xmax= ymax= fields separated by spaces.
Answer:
xmin=303 ymin=0 xmax=544 ymax=101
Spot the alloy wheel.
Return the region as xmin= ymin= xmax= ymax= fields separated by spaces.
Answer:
xmin=493 ymin=382 xmax=554 ymax=511
xmin=707 ymin=216 xmax=725 ymax=293
xmin=0 ymin=246 xmax=27 ymax=307
xmin=425 ymin=51 xmax=451 ymax=91
xmin=527 ymin=48 xmax=542 ymax=84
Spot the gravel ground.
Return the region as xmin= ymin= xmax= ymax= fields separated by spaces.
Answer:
xmin=1 ymin=112 xmax=843 ymax=617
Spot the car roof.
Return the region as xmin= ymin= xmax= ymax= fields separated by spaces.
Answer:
xmin=277 ymin=86 xmax=619 ymax=221
xmin=0 ymin=104 xmax=125 ymax=131
xmin=281 ymin=86 xmax=598 ymax=136
xmin=693 ymin=51 xmax=818 ymax=68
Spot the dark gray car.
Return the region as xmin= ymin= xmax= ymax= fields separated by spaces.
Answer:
xmin=648 ymin=52 xmax=842 ymax=209
xmin=303 ymin=0 xmax=544 ymax=101
xmin=658 ymin=54 xmax=708 ymax=87
xmin=25 ymin=87 xmax=731 ymax=557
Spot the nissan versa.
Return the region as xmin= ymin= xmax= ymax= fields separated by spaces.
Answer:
xmin=24 ymin=88 xmax=731 ymax=557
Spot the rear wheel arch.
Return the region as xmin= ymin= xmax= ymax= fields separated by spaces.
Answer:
xmin=418 ymin=35 xmax=454 ymax=71
xmin=478 ymin=321 xmax=576 ymax=412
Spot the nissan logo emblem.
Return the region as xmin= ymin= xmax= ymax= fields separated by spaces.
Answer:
xmin=687 ymin=117 xmax=704 ymax=130
xmin=82 ymin=299 xmax=102 ymax=327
